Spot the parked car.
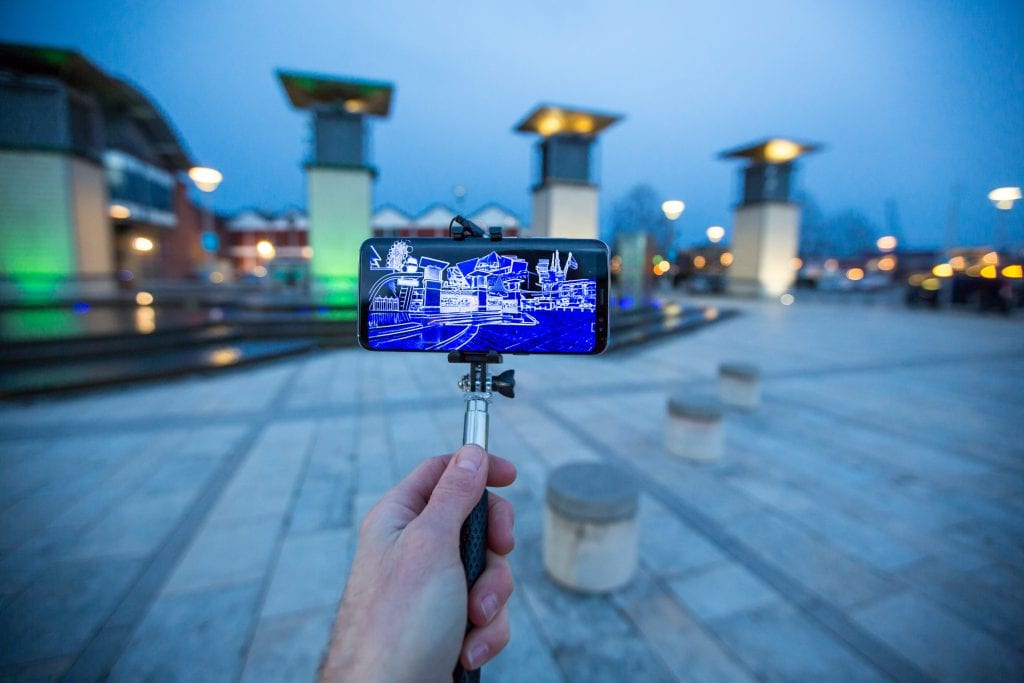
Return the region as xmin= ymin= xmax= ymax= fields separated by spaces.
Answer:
xmin=905 ymin=250 xmax=1023 ymax=313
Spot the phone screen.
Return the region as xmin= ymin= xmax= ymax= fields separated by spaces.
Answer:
xmin=358 ymin=237 xmax=609 ymax=354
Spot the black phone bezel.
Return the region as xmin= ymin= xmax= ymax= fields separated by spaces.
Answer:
xmin=357 ymin=237 xmax=610 ymax=355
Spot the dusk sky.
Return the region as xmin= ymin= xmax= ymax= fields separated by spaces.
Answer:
xmin=2 ymin=0 xmax=1022 ymax=248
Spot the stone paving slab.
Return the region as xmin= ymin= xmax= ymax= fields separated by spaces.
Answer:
xmin=108 ymin=581 xmax=262 ymax=681
xmin=239 ymin=607 xmax=336 ymax=683
xmin=852 ymin=590 xmax=1024 ymax=681
xmin=706 ymin=601 xmax=889 ymax=682
xmin=613 ymin=572 xmax=756 ymax=683
xmin=0 ymin=298 xmax=1022 ymax=681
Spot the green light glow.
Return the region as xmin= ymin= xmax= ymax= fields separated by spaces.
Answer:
xmin=0 ymin=307 xmax=84 ymax=340
xmin=313 ymin=277 xmax=358 ymax=308
xmin=308 ymin=167 xmax=372 ymax=283
xmin=0 ymin=152 xmax=76 ymax=281
xmin=39 ymin=48 xmax=72 ymax=66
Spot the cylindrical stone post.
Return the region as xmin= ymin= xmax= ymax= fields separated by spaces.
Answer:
xmin=543 ymin=462 xmax=639 ymax=593
xmin=717 ymin=362 xmax=761 ymax=410
xmin=666 ymin=397 xmax=724 ymax=461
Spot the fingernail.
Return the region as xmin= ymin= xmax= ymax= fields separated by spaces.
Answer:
xmin=481 ymin=593 xmax=498 ymax=622
xmin=468 ymin=642 xmax=489 ymax=668
xmin=457 ymin=445 xmax=485 ymax=472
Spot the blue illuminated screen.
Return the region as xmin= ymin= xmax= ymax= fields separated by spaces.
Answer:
xmin=360 ymin=239 xmax=605 ymax=353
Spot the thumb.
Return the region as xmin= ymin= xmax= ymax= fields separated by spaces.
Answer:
xmin=418 ymin=444 xmax=488 ymax=540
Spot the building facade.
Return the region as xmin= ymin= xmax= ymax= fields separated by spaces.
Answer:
xmin=0 ymin=43 xmax=200 ymax=296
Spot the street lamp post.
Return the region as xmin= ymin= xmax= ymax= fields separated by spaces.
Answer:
xmin=988 ymin=187 xmax=1021 ymax=250
xmin=706 ymin=225 xmax=725 ymax=244
xmin=188 ymin=166 xmax=223 ymax=281
xmin=661 ymin=200 xmax=685 ymax=258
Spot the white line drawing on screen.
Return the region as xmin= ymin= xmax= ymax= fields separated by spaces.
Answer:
xmin=366 ymin=241 xmax=597 ymax=351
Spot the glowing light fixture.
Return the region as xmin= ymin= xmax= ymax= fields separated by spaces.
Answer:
xmin=571 ymin=116 xmax=594 ymax=134
xmin=343 ymin=99 xmax=366 ymax=113
xmin=662 ymin=200 xmax=685 ymax=221
xmin=256 ymin=240 xmax=276 ymax=259
xmin=109 ymin=204 xmax=132 ymax=220
xmin=209 ymin=271 xmax=225 ymax=284
xmin=949 ymin=255 xmax=966 ymax=270
xmin=188 ymin=166 xmax=223 ymax=193
xmin=135 ymin=291 xmax=154 ymax=306
xmin=876 ymin=235 xmax=898 ymax=252
xmin=516 ymin=105 xmax=620 ymax=138
xmin=824 ymin=258 xmax=839 ymax=271
xmin=988 ymin=186 xmax=1022 ymax=210
xmin=921 ymin=277 xmax=941 ymax=291
xmin=720 ymin=252 xmax=734 ymax=266
xmin=780 ymin=293 xmax=794 ymax=306
xmin=132 ymin=236 xmax=154 ymax=253
xmin=846 ymin=267 xmax=864 ymax=281
xmin=252 ymin=265 xmax=268 ymax=277
xmin=982 ymin=251 xmax=999 ymax=265
xmin=1001 ymin=264 xmax=1023 ymax=278
xmin=791 ymin=257 xmax=804 ymax=270
xmin=208 ymin=347 xmax=242 ymax=367
xmin=932 ymin=263 xmax=954 ymax=278
xmin=706 ymin=225 xmax=725 ymax=243
xmin=693 ymin=255 xmax=706 ymax=269
xmin=135 ymin=307 xmax=156 ymax=334
xmin=763 ymin=139 xmax=801 ymax=163
xmin=878 ymin=256 xmax=897 ymax=272
xmin=980 ymin=265 xmax=997 ymax=279
xmin=301 ymin=246 xmax=314 ymax=259
xmin=537 ymin=111 xmax=566 ymax=137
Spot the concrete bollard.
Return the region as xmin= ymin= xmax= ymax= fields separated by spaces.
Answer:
xmin=666 ymin=397 xmax=724 ymax=461
xmin=717 ymin=362 xmax=761 ymax=410
xmin=543 ymin=462 xmax=639 ymax=593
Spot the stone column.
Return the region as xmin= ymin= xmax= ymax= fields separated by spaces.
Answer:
xmin=515 ymin=105 xmax=621 ymax=239
xmin=719 ymin=138 xmax=821 ymax=297
xmin=278 ymin=71 xmax=393 ymax=292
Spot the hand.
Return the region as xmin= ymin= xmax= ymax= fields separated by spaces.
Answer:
xmin=320 ymin=444 xmax=517 ymax=683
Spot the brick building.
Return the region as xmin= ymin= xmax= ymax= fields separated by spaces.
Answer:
xmin=220 ymin=203 xmax=524 ymax=283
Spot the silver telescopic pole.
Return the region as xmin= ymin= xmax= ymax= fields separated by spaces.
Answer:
xmin=463 ymin=393 xmax=490 ymax=449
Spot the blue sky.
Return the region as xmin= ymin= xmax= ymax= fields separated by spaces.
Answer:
xmin=2 ymin=0 xmax=1022 ymax=248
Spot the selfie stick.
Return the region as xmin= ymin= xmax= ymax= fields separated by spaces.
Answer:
xmin=449 ymin=216 xmax=514 ymax=683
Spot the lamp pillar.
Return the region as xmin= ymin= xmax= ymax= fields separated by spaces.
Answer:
xmin=719 ymin=138 xmax=821 ymax=297
xmin=515 ymin=105 xmax=621 ymax=239
xmin=278 ymin=71 xmax=393 ymax=293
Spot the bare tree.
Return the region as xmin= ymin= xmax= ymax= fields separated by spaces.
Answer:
xmin=610 ymin=184 xmax=670 ymax=253
xmin=796 ymin=193 xmax=879 ymax=258
xmin=827 ymin=209 xmax=878 ymax=257
xmin=796 ymin=192 xmax=831 ymax=257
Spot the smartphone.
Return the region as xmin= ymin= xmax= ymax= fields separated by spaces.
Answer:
xmin=358 ymin=237 xmax=609 ymax=354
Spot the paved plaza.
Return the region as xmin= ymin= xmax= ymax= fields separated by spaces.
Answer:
xmin=1 ymin=298 xmax=1022 ymax=681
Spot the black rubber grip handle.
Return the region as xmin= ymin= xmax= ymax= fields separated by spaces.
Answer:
xmin=453 ymin=490 xmax=488 ymax=683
